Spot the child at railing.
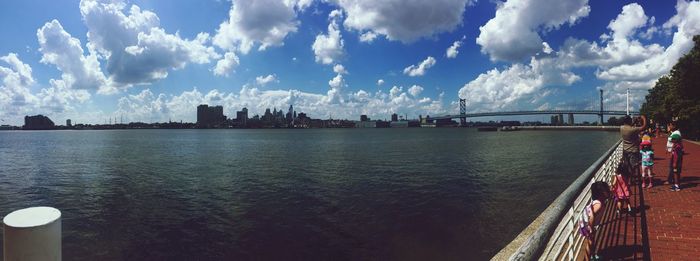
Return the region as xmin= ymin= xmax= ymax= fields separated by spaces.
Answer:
xmin=612 ymin=163 xmax=632 ymax=214
xmin=579 ymin=181 xmax=611 ymax=261
xmin=640 ymin=140 xmax=654 ymax=188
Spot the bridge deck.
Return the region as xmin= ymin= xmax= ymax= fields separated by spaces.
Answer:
xmin=593 ymin=135 xmax=700 ymax=260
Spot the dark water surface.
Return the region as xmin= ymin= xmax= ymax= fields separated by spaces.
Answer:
xmin=0 ymin=129 xmax=619 ymax=260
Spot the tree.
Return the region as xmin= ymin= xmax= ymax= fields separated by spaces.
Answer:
xmin=640 ymin=35 xmax=700 ymax=140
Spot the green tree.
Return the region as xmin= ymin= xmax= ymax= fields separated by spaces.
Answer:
xmin=640 ymin=35 xmax=700 ymax=140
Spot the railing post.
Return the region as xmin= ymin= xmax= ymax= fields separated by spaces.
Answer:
xmin=3 ymin=206 xmax=62 ymax=261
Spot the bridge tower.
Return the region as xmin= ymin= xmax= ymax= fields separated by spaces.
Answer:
xmin=598 ymin=89 xmax=604 ymax=125
xmin=459 ymin=99 xmax=467 ymax=127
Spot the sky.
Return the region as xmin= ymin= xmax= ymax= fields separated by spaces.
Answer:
xmin=1 ymin=0 xmax=699 ymax=125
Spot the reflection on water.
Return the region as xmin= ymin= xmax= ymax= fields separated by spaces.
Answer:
xmin=0 ymin=129 xmax=619 ymax=260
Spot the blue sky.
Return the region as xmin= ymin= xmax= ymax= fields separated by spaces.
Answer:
xmin=0 ymin=0 xmax=698 ymax=125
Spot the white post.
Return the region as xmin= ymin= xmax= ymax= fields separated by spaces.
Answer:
xmin=3 ymin=206 xmax=62 ymax=261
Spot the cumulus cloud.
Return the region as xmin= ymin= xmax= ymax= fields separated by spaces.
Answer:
xmin=458 ymin=57 xmax=581 ymax=111
xmin=595 ymin=1 xmax=700 ymax=82
xmin=446 ymin=40 xmax=462 ymax=58
xmin=0 ymin=53 xmax=38 ymax=117
xmin=1 ymin=53 xmax=91 ymax=124
xmin=377 ymin=79 xmax=385 ymax=86
xmin=403 ymin=56 xmax=436 ymax=77
xmin=313 ymin=10 xmax=344 ymax=65
xmin=337 ymin=0 xmax=473 ymax=43
xmin=37 ymin=19 xmax=112 ymax=94
xmin=359 ymin=31 xmax=378 ymax=43
xmin=213 ymin=52 xmax=240 ymax=77
xmin=476 ymin=0 xmax=591 ymax=61
xmin=213 ymin=0 xmax=302 ymax=54
xmin=256 ymin=74 xmax=278 ymax=86
xmin=460 ymin=1 xmax=700 ymax=113
xmin=333 ymin=64 xmax=348 ymax=74
xmin=408 ymin=85 xmax=424 ymax=96
xmin=79 ymin=0 xmax=219 ymax=86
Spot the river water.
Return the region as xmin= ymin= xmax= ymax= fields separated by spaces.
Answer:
xmin=0 ymin=129 xmax=619 ymax=260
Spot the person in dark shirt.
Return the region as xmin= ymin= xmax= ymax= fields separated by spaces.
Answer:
xmin=669 ymin=134 xmax=684 ymax=191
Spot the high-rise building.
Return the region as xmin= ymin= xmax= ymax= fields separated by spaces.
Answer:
xmin=197 ymin=104 xmax=226 ymax=128
xmin=236 ymin=107 xmax=248 ymax=126
xmin=24 ymin=115 xmax=55 ymax=130
xmin=391 ymin=113 xmax=398 ymax=122
xmin=66 ymin=119 xmax=72 ymax=127
xmin=360 ymin=115 xmax=369 ymax=121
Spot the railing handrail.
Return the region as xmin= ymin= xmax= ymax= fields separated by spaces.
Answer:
xmin=492 ymin=140 xmax=622 ymax=260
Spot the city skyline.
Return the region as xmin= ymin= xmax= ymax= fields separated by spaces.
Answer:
xmin=1 ymin=0 xmax=699 ymax=125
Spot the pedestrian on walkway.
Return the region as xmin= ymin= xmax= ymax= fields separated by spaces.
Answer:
xmin=669 ymin=133 xmax=684 ymax=191
xmin=612 ymin=163 xmax=632 ymax=214
xmin=579 ymin=181 xmax=611 ymax=261
xmin=665 ymin=121 xmax=682 ymax=186
xmin=640 ymin=140 xmax=654 ymax=188
xmin=620 ymin=115 xmax=647 ymax=182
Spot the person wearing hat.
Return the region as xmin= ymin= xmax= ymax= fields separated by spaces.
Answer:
xmin=640 ymin=140 xmax=654 ymax=188
xmin=665 ymin=120 xmax=681 ymax=185
xmin=620 ymin=115 xmax=647 ymax=182
xmin=669 ymin=133 xmax=684 ymax=191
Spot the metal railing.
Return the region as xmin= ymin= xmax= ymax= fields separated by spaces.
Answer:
xmin=492 ymin=140 xmax=623 ymax=260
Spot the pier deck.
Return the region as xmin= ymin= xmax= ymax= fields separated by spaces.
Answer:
xmin=595 ymin=136 xmax=700 ymax=260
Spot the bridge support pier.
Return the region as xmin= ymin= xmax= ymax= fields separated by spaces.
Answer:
xmin=459 ymin=99 xmax=467 ymax=127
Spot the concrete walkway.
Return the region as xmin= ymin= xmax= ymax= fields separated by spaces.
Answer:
xmin=594 ymin=135 xmax=699 ymax=260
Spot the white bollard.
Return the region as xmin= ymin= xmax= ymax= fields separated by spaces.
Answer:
xmin=3 ymin=206 xmax=62 ymax=261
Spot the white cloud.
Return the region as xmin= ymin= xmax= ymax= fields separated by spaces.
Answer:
xmin=542 ymin=42 xmax=553 ymax=54
xmin=0 ymin=53 xmax=38 ymax=118
xmin=213 ymin=52 xmax=240 ymax=77
xmin=458 ymin=57 xmax=581 ymax=111
xmin=359 ymin=31 xmax=377 ymax=43
xmin=408 ymin=85 xmax=424 ymax=96
xmin=403 ymin=56 xmax=436 ymax=77
xmin=37 ymin=19 xmax=113 ymax=94
xmin=377 ymin=79 xmax=385 ymax=86
xmin=333 ymin=64 xmax=348 ymax=74
xmin=595 ymin=1 xmax=700 ymax=82
xmin=446 ymin=40 xmax=462 ymax=58
xmin=79 ymin=0 xmax=219 ymax=86
xmin=337 ymin=0 xmax=474 ymax=43
xmin=213 ymin=0 xmax=301 ymax=54
xmin=256 ymin=74 xmax=278 ymax=86
xmin=1 ymin=53 xmax=91 ymax=124
xmin=476 ymin=0 xmax=590 ymax=61
xmin=312 ymin=10 xmax=344 ymax=65
xmin=327 ymin=74 xmax=346 ymax=104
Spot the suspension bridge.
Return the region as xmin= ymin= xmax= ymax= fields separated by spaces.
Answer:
xmin=428 ymin=89 xmax=639 ymax=125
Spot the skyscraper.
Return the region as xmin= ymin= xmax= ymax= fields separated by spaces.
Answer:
xmin=197 ymin=104 xmax=226 ymax=128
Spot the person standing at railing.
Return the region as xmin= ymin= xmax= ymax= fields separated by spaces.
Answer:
xmin=612 ymin=164 xmax=632 ymax=214
xmin=620 ymin=115 xmax=647 ymax=183
xmin=579 ymin=181 xmax=611 ymax=261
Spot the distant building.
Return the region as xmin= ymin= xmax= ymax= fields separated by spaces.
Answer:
xmin=356 ymin=121 xmax=376 ymax=128
xmin=360 ymin=115 xmax=369 ymax=121
xmin=197 ymin=104 xmax=226 ymax=128
xmin=236 ymin=107 xmax=248 ymax=126
xmin=66 ymin=119 xmax=72 ymax=127
xmin=391 ymin=113 xmax=398 ymax=122
xmin=24 ymin=115 xmax=55 ymax=130
xmin=390 ymin=121 xmax=408 ymax=128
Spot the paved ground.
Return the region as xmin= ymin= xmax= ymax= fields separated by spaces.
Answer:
xmin=594 ymin=135 xmax=699 ymax=260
